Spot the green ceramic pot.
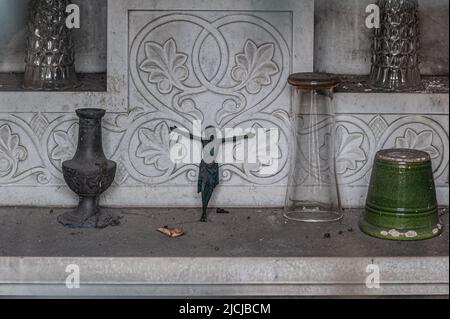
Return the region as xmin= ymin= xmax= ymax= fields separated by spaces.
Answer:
xmin=360 ymin=149 xmax=443 ymax=241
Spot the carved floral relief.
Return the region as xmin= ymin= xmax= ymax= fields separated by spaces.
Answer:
xmin=0 ymin=10 xmax=448 ymax=205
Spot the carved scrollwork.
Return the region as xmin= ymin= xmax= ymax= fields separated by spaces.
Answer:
xmin=0 ymin=124 xmax=28 ymax=179
xmin=130 ymin=13 xmax=290 ymax=128
xmin=126 ymin=11 xmax=292 ymax=185
xmin=395 ymin=128 xmax=440 ymax=159
xmin=139 ymin=39 xmax=189 ymax=94
xmin=51 ymin=123 xmax=78 ymax=165
xmin=330 ymin=126 xmax=366 ymax=176
xmin=231 ymin=40 xmax=279 ymax=95
xmin=0 ymin=9 xmax=448 ymax=205
xmin=136 ymin=122 xmax=175 ymax=173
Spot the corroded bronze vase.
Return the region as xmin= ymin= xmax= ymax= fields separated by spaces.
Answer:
xmin=58 ymin=109 xmax=119 ymax=229
xmin=360 ymin=149 xmax=442 ymax=241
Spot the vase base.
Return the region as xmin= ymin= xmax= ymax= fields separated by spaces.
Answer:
xmin=23 ymin=65 xmax=82 ymax=91
xmin=369 ymin=66 xmax=422 ymax=92
xmin=284 ymin=210 xmax=343 ymax=223
xmin=58 ymin=210 xmax=121 ymax=229
xmin=359 ymin=219 xmax=443 ymax=241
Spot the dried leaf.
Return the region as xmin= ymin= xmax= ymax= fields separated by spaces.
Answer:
xmin=158 ymin=226 xmax=185 ymax=238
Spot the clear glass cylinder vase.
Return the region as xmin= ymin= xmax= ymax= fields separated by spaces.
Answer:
xmin=284 ymin=73 xmax=343 ymax=223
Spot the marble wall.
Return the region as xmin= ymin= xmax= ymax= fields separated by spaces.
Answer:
xmin=2 ymin=0 xmax=447 ymax=75
xmin=0 ymin=0 xmax=448 ymax=208
xmin=315 ymin=0 xmax=449 ymax=75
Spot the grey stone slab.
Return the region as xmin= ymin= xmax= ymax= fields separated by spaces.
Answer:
xmin=0 ymin=73 xmax=106 ymax=92
xmin=0 ymin=207 xmax=447 ymax=258
xmin=0 ymin=257 xmax=448 ymax=297
xmin=0 ymin=207 xmax=448 ymax=297
xmin=0 ymin=0 xmax=448 ymax=209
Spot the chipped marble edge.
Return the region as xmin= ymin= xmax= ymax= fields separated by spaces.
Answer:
xmin=0 ymin=256 xmax=448 ymax=296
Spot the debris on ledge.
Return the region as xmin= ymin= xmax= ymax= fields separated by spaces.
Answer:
xmin=0 ymin=72 xmax=107 ymax=92
xmin=335 ymin=75 xmax=449 ymax=94
xmin=0 ymin=207 xmax=447 ymax=258
xmin=158 ymin=226 xmax=185 ymax=238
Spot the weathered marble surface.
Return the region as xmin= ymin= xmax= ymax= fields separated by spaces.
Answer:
xmin=0 ymin=208 xmax=448 ymax=297
xmin=0 ymin=0 xmax=448 ymax=208
xmin=1 ymin=0 xmax=448 ymax=75
xmin=0 ymin=94 xmax=447 ymax=208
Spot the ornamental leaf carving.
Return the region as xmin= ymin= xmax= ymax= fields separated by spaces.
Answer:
xmin=396 ymin=129 xmax=439 ymax=159
xmin=321 ymin=126 xmax=366 ymax=175
xmin=335 ymin=126 xmax=366 ymax=175
xmin=0 ymin=125 xmax=28 ymax=177
xmin=231 ymin=40 xmax=279 ymax=94
xmin=139 ymin=38 xmax=189 ymax=94
xmin=51 ymin=123 xmax=78 ymax=164
xmin=136 ymin=122 xmax=173 ymax=172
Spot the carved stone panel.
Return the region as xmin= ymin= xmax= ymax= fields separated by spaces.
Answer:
xmin=0 ymin=0 xmax=448 ymax=208
xmin=126 ymin=8 xmax=300 ymax=187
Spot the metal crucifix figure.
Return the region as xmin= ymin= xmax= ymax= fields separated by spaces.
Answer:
xmin=170 ymin=126 xmax=253 ymax=222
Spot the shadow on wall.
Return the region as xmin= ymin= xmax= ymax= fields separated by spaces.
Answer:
xmin=0 ymin=0 xmax=29 ymax=71
xmin=419 ymin=0 xmax=450 ymax=75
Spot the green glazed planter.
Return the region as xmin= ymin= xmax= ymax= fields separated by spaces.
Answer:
xmin=360 ymin=149 xmax=443 ymax=241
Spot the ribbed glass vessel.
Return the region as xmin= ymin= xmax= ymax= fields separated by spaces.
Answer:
xmin=23 ymin=0 xmax=80 ymax=90
xmin=369 ymin=0 xmax=422 ymax=91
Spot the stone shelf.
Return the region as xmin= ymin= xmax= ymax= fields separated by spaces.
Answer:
xmin=1 ymin=73 xmax=447 ymax=95
xmin=0 ymin=207 xmax=448 ymax=297
xmin=0 ymin=72 xmax=125 ymax=113
xmin=0 ymin=72 xmax=447 ymax=116
xmin=0 ymin=73 xmax=107 ymax=92
xmin=336 ymin=75 xmax=449 ymax=94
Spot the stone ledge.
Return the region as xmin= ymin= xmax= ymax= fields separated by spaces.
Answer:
xmin=0 ymin=257 xmax=448 ymax=297
xmin=0 ymin=74 xmax=448 ymax=114
xmin=0 ymin=72 xmax=124 ymax=113
xmin=336 ymin=75 xmax=449 ymax=94
xmin=0 ymin=207 xmax=448 ymax=297
xmin=0 ymin=73 xmax=107 ymax=92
